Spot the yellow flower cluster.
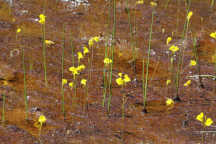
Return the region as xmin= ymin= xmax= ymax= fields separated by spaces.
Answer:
xmin=69 ymin=64 xmax=85 ymax=79
xmin=116 ymin=73 xmax=131 ymax=86
xmin=196 ymin=112 xmax=213 ymax=127
xmin=150 ymin=1 xmax=157 ymax=7
xmin=88 ymin=36 xmax=100 ymax=47
xmin=104 ymin=58 xmax=112 ymax=65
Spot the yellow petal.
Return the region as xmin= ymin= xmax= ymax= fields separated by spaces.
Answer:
xmin=166 ymin=79 xmax=171 ymax=85
xmin=166 ymin=37 xmax=172 ymax=45
xmin=116 ymin=78 xmax=124 ymax=86
xmin=189 ymin=60 xmax=197 ymax=66
xmin=196 ymin=112 xmax=204 ymax=122
xmin=38 ymin=115 xmax=46 ymax=125
xmin=81 ymin=79 xmax=87 ymax=86
xmin=205 ymin=118 xmax=213 ymax=126
xmin=187 ymin=11 xmax=193 ymax=21
xmin=62 ymin=78 xmax=67 ymax=86
xmin=166 ymin=98 xmax=174 ymax=106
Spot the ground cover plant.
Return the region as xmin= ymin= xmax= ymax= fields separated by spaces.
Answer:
xmin=0 ymin=0 xmax=216 ymax=143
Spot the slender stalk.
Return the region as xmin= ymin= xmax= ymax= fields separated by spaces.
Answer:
xmin=70 ymin=30 xmax=74 ymax=66
xmin=1 ymin=94 xmax=5 ymax=124
xmin=107 ymin=0 xmax=116 ymax=112
xmin=22 ymin=47 xmax=28 ymax=120
xmin=61 ymin=24 xmax=66 ymax=118
xmin=143 ymin=10 xmax=154 ymax=110
xmin=211 ymin=0 xmax=214 ymax=8
xmin=42 ymin=22 xmax=47 ymax=87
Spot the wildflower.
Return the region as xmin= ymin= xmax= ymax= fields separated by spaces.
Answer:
xmin=104 ymin=58 xmax=112 ymax=65
xmin=39 ymin=14 xmax=46 ymax=24
xmin=88 ymin=39 xmax=94 ymax=47
xmin=16 ymin=28 xmax=21 ymax=33
xmin=166 ymin=37 xmax=172 ymax=45
xmin=196 ymin=112 xmax=204 ymax=122
xmin=92 ymin=36 xmax=100 ymax=42
xmin=166 ymin=79 xmax=171 ymax=85
xmin=116 ymin=73 xmax=131 ymax=86
xmin=88 ymin=36 xmax=100 ymax=47
xmin=187 ymin=11 xmax=193 ymax=21
xmin=77 ymin=64 xmax=85 ymax=71
xmin=169 ymin=45 xmax=179 ymax=53
xmin=69 ymin=82 xmax=74 ymax=89
xmin=210 ymin=32 xmax=216 ymax=39
xmin=45 ymin=40 xmax=55 ymax=45
xmin=184 ymin=80 xmax=191 ymax=87
xmin=38 ymin=115 xmax=46 ymax=125
xmin=189 ymin=60 xmax=197 ymax=66
xmin=150 ymin=1 xmax=157 ymax=7
xmin=196 ymin=112 xmax=213 ymax=127
xmin=77 ymin=52 xmax=84 ymax=61
xmin=136 ymin=0 xmax=144 ymax=5
xmin=69 ymin=66 xmax=79 ymax=78
xmin=166 ymin=98 xmax=174 ymax=106
xmin=62 ymin=78 xmax=67 ymax=86
xmin=81 ymin=79 xmax=87 ymax=87
xmin=83 ymin=46 xmax=89 ymax=55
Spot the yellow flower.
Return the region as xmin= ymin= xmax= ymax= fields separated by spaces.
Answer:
xmin=38 ymin=115 xmax=46 ymax=125
xmin=196 ymin=112 xmax=204 ymax=122
xmin=62 ymin=78 xmax=67 ymax=86
xmin=104 ymin=58 xmax=112 ymax=65
xmin=196 ymin=112 xmax=214 ymax=127
xmin=16 ymin=28 xmax=21 ymax=33
xmin=210 ymin=32 xmax=216 ymax=39
xmin=116 ymin=77 xmax=124 ymax=86
xmin=124 ymin=74 xmax=131 ymax=83
xmin=83 ymin=46 xmax=89 ymax=55
xmin=45 ymin=40 xmax=55 ymax=45
xmin=205 ymin=118 xmax=213 ymax=126
xmin=81 ymin=79 xmax=87 ymax=87
xmin=187 ymin=11 xmax=193 ymax=21
xmin=166 ymin=98 xmax=174 ymax=106
xmin=189 ymin=60 xmax=197 ymax=66
xmin=150 ymin=1 xmax=157 ymax=7
xmin=166 ymin=37 xmax=172 ymax=45
xmin=39 ymin=14 xmax=46 ymax=24
xmin=88 ymin=36 xmax=100 ymax=47
xmin=166 ymin=79 xmax=171 ymax=85
xmin=169 ymin=45 xmax=179 ymax=53
xmin=92 ymin=36 xmax=100 ymax=42
xmin=88 ymin=39 xmax=94 ymax=47
xmin=116 ymin=73 xmax=131 ymax=86
xmin=69 ymin=82 xmax=74 ymax=89
xmin=184 ymin=80 xmax=191 ymax=87
xmin=69 ymin=66 xmax=79 ymax=78
xmin=77 ymin=52 xmax=84 ymax=61
xmin=136 ymin=0 xmax=144 ymax=5
xmin=77 ymin=64 xmax=85 ymax=71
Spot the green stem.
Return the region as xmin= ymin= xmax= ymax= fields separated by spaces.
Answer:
xmin=143 ymin=10 xmax=154 ymax=109
xmin=22 ymin=47 xmax=28 ymax=120
xmin=61 ymin=24 xmax=65 ymax=118
xmin=1 ymin=94 xmax=5 ymax=124
xmin=42 ymin=23 xmax=47 ymax=87
xmin=107 ymin=0 xmax=116 ymax=112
